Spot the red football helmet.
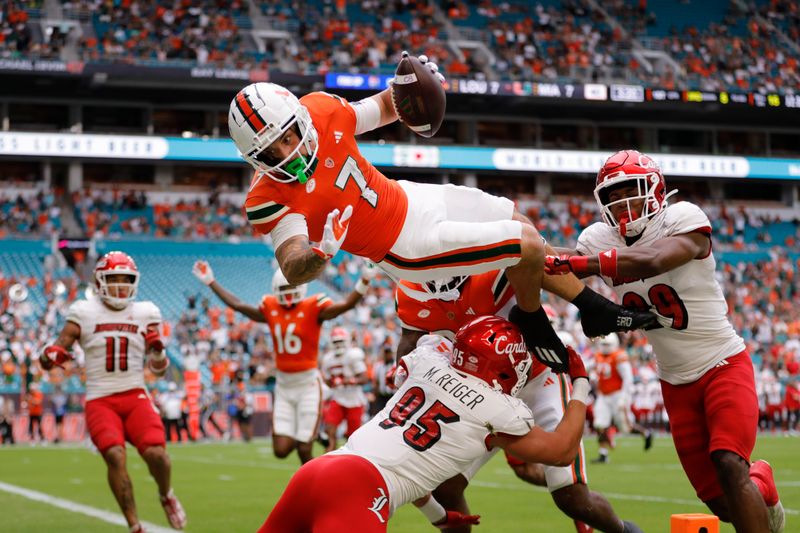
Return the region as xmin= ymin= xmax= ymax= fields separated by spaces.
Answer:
xmin=330 ymin=326 xmax=349 ymax=355
xmin=94 ymin=251 xmax=139 ymax=309
xmin=594 ymin=150 xmax=674 ymax=237
xmin=452 ymin=316 xmax=532 ymax=396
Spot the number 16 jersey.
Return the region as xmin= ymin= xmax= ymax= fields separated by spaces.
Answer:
xmin=334 ymin=347 xmax=534 ymax=515
xmin=259 ymin=293 xmax=332 ymax=374
xmin=66 ymin=297 xmax=162 ymax=401
xmin=577 ymin=201 xmax=745 ymax=385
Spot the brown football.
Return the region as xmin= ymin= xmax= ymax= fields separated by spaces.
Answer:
xmin=391 ymin=55 xmax=446 ymax=138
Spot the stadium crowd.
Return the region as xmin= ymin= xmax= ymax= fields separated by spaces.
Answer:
xmin=2 ymin=0 xmax=797 ymax=93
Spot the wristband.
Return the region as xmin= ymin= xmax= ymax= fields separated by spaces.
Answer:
xmin=418 ymin=496 xmax=446 ymax=523
xmin=570 ymin=378 xmax=591 ymax=404
xmin=354 ymin=278 xmax=369 ymax=295
xmin=597 ymin=248 xmax=618 ymax=278
xmin=568 ymin=255 xmax=589 ymax=274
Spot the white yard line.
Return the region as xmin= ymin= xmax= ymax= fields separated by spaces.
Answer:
xmin=0 ymin=481 xmax=178 ymax=532
xmin=469 ymin=480 xmax=799 ymax=515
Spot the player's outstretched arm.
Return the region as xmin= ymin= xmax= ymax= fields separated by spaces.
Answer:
xmin=318 ymin=262 xmax=377 ymax=322
xmin=192 ymin=260 xmax=264 ymax=322
xmin=413 ymin=494 xmax=481 ymax=530
xmin=40 ymin=321 xmax=80 ymax=370
xmin=490 ymin=349 xmax=590 ymax=466
xmin=545 ymin=233 xmax=709 ymax=280
xmin=143 ymin=324 xmax=169 ymax=377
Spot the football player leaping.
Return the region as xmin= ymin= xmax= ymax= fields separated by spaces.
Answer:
xmin=395 ymin=273 xmax=643 ymax=533
xmin=40 ymin=252 xmax=186 ymax=532
xmin=546 ymin=149 xmax=785 ymax=533
xmin=193 ymin=259 xmax=374 ymax=464
xmin=228 ymin=52 xmax=658 ymax=375
xmin=259 ymin=316 xmax=591 ymax=532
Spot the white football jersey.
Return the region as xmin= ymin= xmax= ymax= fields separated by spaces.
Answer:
xmin=66 ymin=296 xmax=161 ymax=400
xmin=577 ymin=202 xmax=745 ymax=385
xmin=332 ymin=346 xmax=534 ymax=515
xmin=320 ymin=347 xmax=368 ymax=408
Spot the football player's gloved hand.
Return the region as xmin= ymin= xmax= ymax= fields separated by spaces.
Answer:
xmin=572 ymin=286 xmax=661 ymax=338
xmin=399 ymin=50 xmax=446 ymax=85
xmin=433 ymin=510 xmax=481 ymax=529
xmin=40 ymin=345 xmax=72 ymax=370
xmin=192 ymin=260 xmax=215 ymax=285
xmin=508 ymin=305 xmax=569 ymax=374
xmin=544 ymin=254 xmax=588 ymax=276
xmin=142 ymin=330 xmax=165 ymax=353
xmin=312 ymin=205 xmax=353 ymax=260
xmin=566 ymin=347 xmax=588 ymax=383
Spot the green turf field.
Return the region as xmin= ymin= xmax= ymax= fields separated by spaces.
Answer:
xmin=0 ymin=435 xmax=797 ymax=532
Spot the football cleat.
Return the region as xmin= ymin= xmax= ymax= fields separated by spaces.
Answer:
xmin=644 ymin=431 xmax=653 ymax=451
xmin=750 ymin=460 xmax=784 ymax=533
xmin=160 ymin=489 xmax=187 ymax=530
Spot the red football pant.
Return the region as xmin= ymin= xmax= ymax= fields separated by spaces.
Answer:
xmin=323 ymin=401 xmax=365 ymax=437
xmin=259 ymin=454 xmax=390 ymax=533
xmin=660 ymin=352 xmax=758 ymax=501
xmin=85 ymin=388 xmax=166 ymax=455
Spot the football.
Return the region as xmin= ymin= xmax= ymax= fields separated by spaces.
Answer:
xmin=391 ymin=55 xmax=447 ymax=138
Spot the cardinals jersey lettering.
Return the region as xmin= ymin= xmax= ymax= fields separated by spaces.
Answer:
xmin=396 ymin=270 xmax=547 ymax=377
xmin=595 ymin=350 xmax=627 ymax=395
xmin=321 ymin=347 xmax=368 ymax=408
xmin=245 ymin=92 xmax=408 ymax=262
xmin=577 ymin=201 xmax=745 ymax=385
xmin=333 ymin=347 xmax=534 ymax=514
xmin=259 ymin=293 xmax=332 ymax=373
xmin=66 ymin=297 xmax=161 ymax=401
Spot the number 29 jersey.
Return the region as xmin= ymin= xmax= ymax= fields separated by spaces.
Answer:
xmin=577 ymin=201 xmax=745 ymax=385
xmin=66 ymin=297 xmax=161 ymax=401
xmin=258 ymin=293 xmax=332 ymax=374
xmin=335 ymin=347 xmax=534 ymax=514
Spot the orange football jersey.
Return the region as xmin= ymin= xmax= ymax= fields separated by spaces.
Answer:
xmin=245 ymin=92 xmax=408 ymax=262
xmin=595 ymin=350 xmax=628 ymax=395
xmin=259 ymin=293 xmax=333 ymax=373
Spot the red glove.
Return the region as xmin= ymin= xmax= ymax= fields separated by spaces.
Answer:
xmin=566 ymin=347 xmax=588 ymax=382
xmin=434 ymin=510 xmax=481 ymax=529
xmin=40 ymin=346 xmax=72 ymax=370
xmin=544 ymin=254 xmax=589 ymax=276
xmin=142 ymin=330 xmax=164 ymax=353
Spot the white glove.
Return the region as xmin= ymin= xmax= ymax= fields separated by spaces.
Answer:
xmin=312 ymin=205 xmax=353 ymax=260
xmin=192 ymin=260 xmax=215 ymax=285
xmin=400 ymin=50 xmax=446 ymax=85
xmin=360 ymin=261 xmax=379 ymax=281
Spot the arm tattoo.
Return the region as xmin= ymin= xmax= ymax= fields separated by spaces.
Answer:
xmin=279 ymin=239 xmax=327 ymax=284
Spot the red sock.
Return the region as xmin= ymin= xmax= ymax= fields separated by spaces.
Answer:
xmin=749 ymin=464 xmax=779 ymax=507
xmin=749 ymin=474 xmax=772 ymax=505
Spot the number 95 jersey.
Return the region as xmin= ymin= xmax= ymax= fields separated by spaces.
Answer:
xmin=576 ymin=201 xmax=745 ymax=385
xmin=66 ymin=297 xmax=162 ymax=401
xmin=335 ymin=347 xmax=534 ymax=514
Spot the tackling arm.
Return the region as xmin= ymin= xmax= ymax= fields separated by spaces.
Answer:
xmin=546 ymin=232 xmax=710 ymax=280
xmin=275 ymin=235 xmax=328 ymax=286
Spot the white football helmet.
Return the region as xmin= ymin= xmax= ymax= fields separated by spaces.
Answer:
xmin=271 ymin=270 xmax=307 ymax=307
xmin=228 ymin=82 xmax=319 ymax=183
xmin=330 ymin=326 xmax=349 ymax=356
xmin=596 ymin=333 xmax=620 ymax=355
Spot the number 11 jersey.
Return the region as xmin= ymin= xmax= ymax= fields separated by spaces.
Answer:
xmin=66 ymin=297 xmax=162 ymax=401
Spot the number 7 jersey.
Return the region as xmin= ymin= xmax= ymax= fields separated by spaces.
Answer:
xmin=244 ymin=92 xmax=408 ymax=262
xmin=576 ymin=201 xmax=745 ymax=385
xmin=66 ymin=297 xmax=162 ymax=401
